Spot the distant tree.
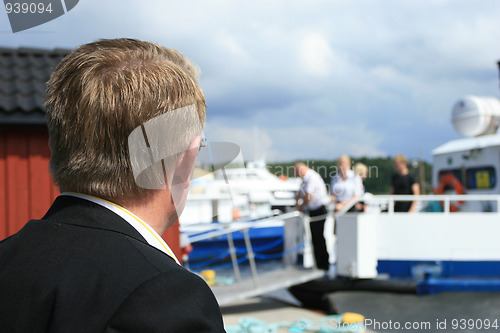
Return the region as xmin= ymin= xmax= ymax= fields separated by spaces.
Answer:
xmin=267 ymin=156 xmax=432 ymax=195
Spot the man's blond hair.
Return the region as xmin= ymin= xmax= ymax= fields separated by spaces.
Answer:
xmin=353 ymin=162 xmax=368 ymax=177
xmin=393 ymin=154 xmax=407 ymax=164
xmin=45 ymin=38 xmax=206 ymax=203
xmin=337 ymin=154 xmax=351 ymax=165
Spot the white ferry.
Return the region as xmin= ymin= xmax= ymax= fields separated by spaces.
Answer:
xmin=334 ymin=94 xmax=500 ymax=294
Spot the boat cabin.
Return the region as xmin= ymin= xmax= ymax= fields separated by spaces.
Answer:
xmin=432 ymin=95 xmax=500 ymax=212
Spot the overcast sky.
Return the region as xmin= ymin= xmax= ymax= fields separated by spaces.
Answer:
xmin=2 ymin=0 xmax=500 ymax=162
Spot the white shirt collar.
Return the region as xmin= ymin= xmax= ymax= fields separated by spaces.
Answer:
xmin=61 ymin=192 xmax=180 ymax=265
xmin=303 ymin=169 xmax=313 ymax=181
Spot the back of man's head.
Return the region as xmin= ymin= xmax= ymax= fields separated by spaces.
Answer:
xmin=45 ymin=38 xmax=205 ymax=203
xmin=294 ymin=162 xmax=309 ymax=178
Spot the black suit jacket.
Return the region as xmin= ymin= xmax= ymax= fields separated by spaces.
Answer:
xmin=0 ymin=196 xmax=225 ymax=332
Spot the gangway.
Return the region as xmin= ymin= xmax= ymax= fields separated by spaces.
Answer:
xmin=181 ymin=211 xmax=326 ymax=306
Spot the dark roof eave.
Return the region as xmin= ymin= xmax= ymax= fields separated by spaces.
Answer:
xmin=0 ymin=112 xmax=47 ymax=125
xmin=0 ymin=45 xmax=71 ymax=125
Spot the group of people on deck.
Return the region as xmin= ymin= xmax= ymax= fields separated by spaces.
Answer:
xmin=294 ymin=154 xmax=420 ymax=271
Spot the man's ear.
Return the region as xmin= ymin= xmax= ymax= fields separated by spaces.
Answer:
xmin=172 ymin=135 xmax=201 ymax=186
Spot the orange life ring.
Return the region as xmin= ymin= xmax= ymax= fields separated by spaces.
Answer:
xmin=435 ymin=173 xmax=465 ymax=212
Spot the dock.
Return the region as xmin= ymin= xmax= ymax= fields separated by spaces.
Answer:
xmin=221 ymin=296 xmax=334 ymax=332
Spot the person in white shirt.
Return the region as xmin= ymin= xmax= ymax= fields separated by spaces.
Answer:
xmin=294 ymin=162 xmax=331 ymax=270
xmin=330 ymin=155 xmax=364 ymax=212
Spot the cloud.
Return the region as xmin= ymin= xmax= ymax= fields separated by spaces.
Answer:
xmin=2 ymin=0 xmax=500 ymax=162
xmin=298 ymin=31 xmax=336 ymax=77
xmin=203 ymin=122 xmax=273 ymax=162
xmin=204 ymin=110 xmax=386 ymax=163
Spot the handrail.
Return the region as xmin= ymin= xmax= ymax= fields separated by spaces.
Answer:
xmin=367 ymin=194 xmax=500 ymax=214
xmin=182 ymin=211 xmax=316 ymax=289
xmin=183 ymin=211 xmax=302 ymax=243
xmin=367 ymin=194 xmax=500 ymax=201
xmin=332 ymin=194 xmax=500 ymax=217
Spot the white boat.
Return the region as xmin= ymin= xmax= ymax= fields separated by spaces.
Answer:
xmin=180 ymin=159 xmax=300 ymax=225
xmin=180 ymin=159 xmax=301 ymax=267
xmin=331 ymin=94 xmax=500 ymax=294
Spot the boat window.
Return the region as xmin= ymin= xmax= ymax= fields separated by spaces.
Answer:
xmin=465 ymin=166 xmax=497 ymax=189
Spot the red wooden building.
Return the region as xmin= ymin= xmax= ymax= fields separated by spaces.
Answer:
xmin=0 ymin=47 xmax=180 ymax=258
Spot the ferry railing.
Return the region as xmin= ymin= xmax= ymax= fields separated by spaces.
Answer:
xmin=334 ymin=194 xmax=500 ymax=215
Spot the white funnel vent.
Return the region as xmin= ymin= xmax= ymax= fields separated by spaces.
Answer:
xmin=451 ymin=95 xmax=500 ymax=137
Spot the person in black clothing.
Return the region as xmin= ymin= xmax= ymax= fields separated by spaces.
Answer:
xmin=0 ymin=38 xmax=225 ymax=332
xmin=391 ymin=154 xmax=420 ymax=212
